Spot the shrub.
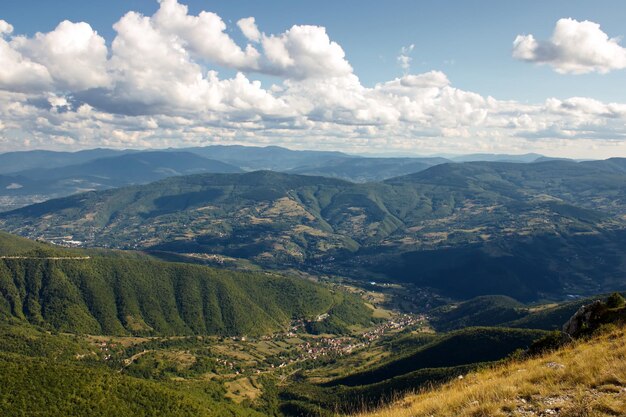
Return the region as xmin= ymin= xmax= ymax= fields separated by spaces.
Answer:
xmin=606 ymin=292 xmax=625 ymax=309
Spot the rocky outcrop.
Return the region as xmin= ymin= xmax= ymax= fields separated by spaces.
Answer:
xmin=562 ymin=297 xmax=626 ymax=337
xmin=562 ymin=300 xmax=604 ymax=337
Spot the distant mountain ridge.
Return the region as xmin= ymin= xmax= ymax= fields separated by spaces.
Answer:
xmin=0 ymin=145 xmax=584 ymax=212
xmin=449 ymin=153 xmax=545 ymax=163
xmin=17 ymin=151 xmax=242 ymax=182
xmin=0 ymin=148 xmax=137 ymax=174
xmin=0 ymin=151 xmax=242 ymax=211
xmin=287 ymin=156 xmax=449 ymax=182
xmin=178 ymin=145 xmax=355 ymax=171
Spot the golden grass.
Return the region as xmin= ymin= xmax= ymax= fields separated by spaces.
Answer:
xmin=265 ymin=197 xmax=316 ymax=220
xmin=367 ymin=303 xmax=393 ymax=320
xmin=293 ymin=224 xmax=329 ymax=237
xmin=225 ymin=376 xmax=262 ymax=403
xmin=351 ymin=327 xmax=626 ymax=417
xmin=85 ymin=334 xmax=151 ymax=347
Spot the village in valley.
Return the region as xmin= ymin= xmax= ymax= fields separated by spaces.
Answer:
xmin=84 ymin=306 xmax=430 ymax=403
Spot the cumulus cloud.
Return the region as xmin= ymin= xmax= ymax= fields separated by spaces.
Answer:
xmin=513 ymin=18 xmax=626 ymax=74
xmin=95 ymin=5 xmax=290 ymax=117
xmin=399 ymin=71 xmax=450 ymax=88
xmin=260 ymin=25 xmax=353 ymax=79
xmin=0 ymin=37 xmax=52 ymax=92
xmin=152 ymin=0 xmax=259 ymax=70
xmin=0 ymin=3 xmax=626 ymax=158
xmin=237 ymin=17 xmax=261 ymax=43
xmin=0 ymin=20 xmax=13 ymax=36
xmin=12 ymin=20 xmax=110 ymax=90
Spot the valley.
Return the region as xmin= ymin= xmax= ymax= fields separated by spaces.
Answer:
xmin=0 ymin=224 xmax=623 ymax=416
xmin=3 ymin=0 xmax=626 ymax=414
xmin=0 ymin=148 xmax=626 ymax=416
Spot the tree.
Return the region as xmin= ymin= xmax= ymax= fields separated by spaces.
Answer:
xmin=606 ymin=292 xmax=625 ymax=309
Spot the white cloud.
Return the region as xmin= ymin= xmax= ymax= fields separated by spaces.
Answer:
xmin=397 ymin=44 xmax=415 ymax=72
xmin=400 ymin=71 xmax=450 ymax=88
xmin=48 ymin=94 xmax=70 ymax=110
xmin=237 ymin=17 xmax=261 ymax=43
xmin=12 ymin=20 xmax=110 ymax=90
xmin=152 ymin=0 xmax=259 ymax=70
xmin=260 ymin=25 xmax=353 ymax=79
xmin=513 ymin=18 xmax=626 ymax=74
xmin=0 ymin=20 xmax=13 ymax=36
xmin=0 ymin=37 xmax=52 ymax=92
xmin=103 ymin=9 xmax=286 ymax=117
xmin=1 ymin=4 xmax=626 ymax=158
xmin=282 ymin=74 xmax=401 ymax=125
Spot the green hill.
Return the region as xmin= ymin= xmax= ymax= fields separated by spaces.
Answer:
xmin=0 ymin=230 xmax=60 ymax=255
xmin=18 ymin=151 xmax=242 ymax=184
xmin=288 ymin=157 xmax=447 ymax=182
xmin=0 ymin=322 xmax=267 ymax=417
xmin=324 ymin=327 xmax=546 ymax=387
xmin=0 ymin=232 xmax=372 ymax=337
xmin=429 ymin=293 xmax=626 ymax=332
xmin=0 ymin=352 xmax=266 ymax=417
xmin=0 ymin=148 xmax=134 ymax=174
xmin=503 ymin=295 xmax=626 ymax=331
xmin=429 ymin=295 xmax=527 ymax=331
xmin=181 ymin=145 xmax=353 ymax=172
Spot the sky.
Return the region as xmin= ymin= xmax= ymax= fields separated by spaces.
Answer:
xmin=1 ymin=0 xmax=626 ymax=158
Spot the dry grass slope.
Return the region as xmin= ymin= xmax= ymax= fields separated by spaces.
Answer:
xmin=352 ymin=326 xmax=626 ymax=417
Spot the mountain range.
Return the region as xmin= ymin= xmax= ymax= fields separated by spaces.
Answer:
xmin=0 ymin=146 xmax=561 ymax=212
xmin=2 ymin=157 xmax=626 ymax=301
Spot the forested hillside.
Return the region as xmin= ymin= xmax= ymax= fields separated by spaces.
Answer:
xmin=0 ymin=323 xmax=270 ymax=417
xmin=0 ymin=232 xmax=371 ymax=336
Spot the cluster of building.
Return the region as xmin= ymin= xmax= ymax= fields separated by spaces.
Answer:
xmin=360 ymin=313 xmax=427 ymax=342
xmin=297 ymin=337 xmax=362 ymax=360
xmin=283 ymin=313 xmax=427 ymax=363
xmin=97 ymin=341 xmax=118 ymax=361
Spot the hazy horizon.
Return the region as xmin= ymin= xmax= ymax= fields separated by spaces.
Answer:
xmin=0 ymin=143 xmax=599 ymax=161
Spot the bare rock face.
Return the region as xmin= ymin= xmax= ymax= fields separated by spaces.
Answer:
xmin=562 ymin=300 xmax=603 ymax=336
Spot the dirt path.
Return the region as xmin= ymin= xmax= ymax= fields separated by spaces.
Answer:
xmin=0 ymin=256 xmax=91 ymax=260
xmin=121 ymin=350 xmax=153 ymax=369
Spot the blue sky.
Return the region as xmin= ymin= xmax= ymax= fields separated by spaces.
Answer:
xmin=1 ymin=0 xmax=626 ymax=157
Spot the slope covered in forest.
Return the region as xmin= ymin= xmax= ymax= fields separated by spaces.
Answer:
xmin=0 ymin=232 xmax=372 ymax=336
